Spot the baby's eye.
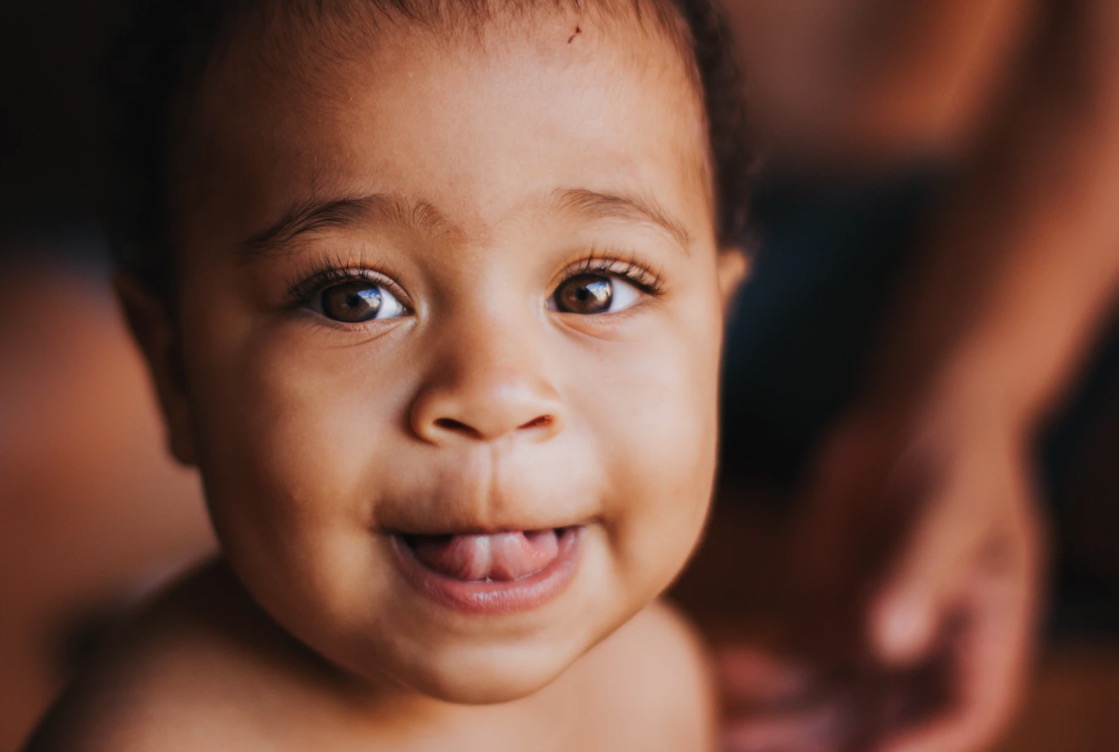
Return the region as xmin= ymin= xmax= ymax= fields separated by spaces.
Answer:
xmin=551 ymin=273 xmax=642 ymax=315
xmin=315 ymin=280 xmax=407 ymax=323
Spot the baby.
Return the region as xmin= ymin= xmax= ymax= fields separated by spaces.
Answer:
xmin=26 ymin=0 xmax=750 ymax=749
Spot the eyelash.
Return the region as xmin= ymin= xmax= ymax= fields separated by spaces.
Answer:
xmin=282 ymin=249 xmax=667 ymax=309
xmin=284 ymin=257 xmax=406 ymax=310
xmin=558 ymin=249 xmax=666 ymax=298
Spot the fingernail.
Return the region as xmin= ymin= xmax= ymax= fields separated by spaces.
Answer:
xmin=877 ymin=596 xmax=932 ymax=663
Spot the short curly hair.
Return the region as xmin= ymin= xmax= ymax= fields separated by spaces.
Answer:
xmin=104 ymin=0 xmax=751 ymax=293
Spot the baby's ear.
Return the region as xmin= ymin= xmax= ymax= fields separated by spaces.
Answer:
xmin=114 ymin=275 xmax=198 ymax=466
xmin=716 ymin=246 xmax=749 ymax=315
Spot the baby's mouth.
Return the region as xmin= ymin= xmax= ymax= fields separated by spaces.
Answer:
xmin=399 ymin=529 xmax=570 ymax=582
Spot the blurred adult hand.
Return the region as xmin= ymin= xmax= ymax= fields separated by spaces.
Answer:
xmin=790 ymin=385 xmax=1043 ymax=752
xmin=719 ymin=382 xmax=1044 ymax=752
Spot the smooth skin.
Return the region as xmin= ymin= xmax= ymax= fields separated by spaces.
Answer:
xmin=25 ymin=7 xmax=744 ymax=751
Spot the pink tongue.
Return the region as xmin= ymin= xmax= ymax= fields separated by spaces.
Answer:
xmin=409 ymin=531 xmax=561 ymax=581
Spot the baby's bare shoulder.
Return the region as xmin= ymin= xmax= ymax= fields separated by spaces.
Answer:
xmin=22 ymin=562 xmax=313 ymax=752
xmin=555 ymin=599 xmax=716 ymax=752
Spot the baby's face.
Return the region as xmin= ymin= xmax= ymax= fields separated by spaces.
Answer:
xmin=162 ymin=10 xmax=739 ymax=703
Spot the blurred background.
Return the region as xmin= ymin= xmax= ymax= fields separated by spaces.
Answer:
xmin=0 ymin=4 xmax=216 ymax=749
xmin=1 ymin=1 xmax=1117 ymax=751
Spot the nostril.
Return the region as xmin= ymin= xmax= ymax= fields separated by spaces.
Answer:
xmin=425 ymin=411 xmax=558 ymax=442
xmin=519 ymin=415 xmax=553 ymax=430
xmin=434 ymin=417 xmax=481 ymax=438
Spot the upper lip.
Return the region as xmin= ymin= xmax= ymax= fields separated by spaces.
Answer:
xmin=370 ymin=451 xmax=599 ymax=536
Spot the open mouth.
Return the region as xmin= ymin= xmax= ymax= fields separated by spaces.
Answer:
xmin=390 ymin=527 xmax=583 ymax=614
xmin=400 ymin=528 xmax=575 ymax=582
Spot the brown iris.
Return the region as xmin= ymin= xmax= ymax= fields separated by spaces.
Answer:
xmin=554 ymin=274 xmax=613 ymax=314
xmin=321 ymin=282 xmax=385 ymax=322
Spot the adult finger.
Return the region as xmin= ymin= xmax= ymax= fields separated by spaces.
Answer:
xmin=868 ymin=444 xmax=1016 ymax=665
xmin=872 ymin=489 xmax=1043 ymax=752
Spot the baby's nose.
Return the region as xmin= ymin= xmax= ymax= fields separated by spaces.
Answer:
xmin=408 ymin=325 xmax=565 ymax=445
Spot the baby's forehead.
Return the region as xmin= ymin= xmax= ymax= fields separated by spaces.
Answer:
xmin=173 ymin=0 xmax=713 ymax=243
xmin=208 ymin=0 xmax=699 ymax=99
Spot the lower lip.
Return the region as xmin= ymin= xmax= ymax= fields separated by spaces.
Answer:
xmin=389 ymin=527 xmax=584 ymax=615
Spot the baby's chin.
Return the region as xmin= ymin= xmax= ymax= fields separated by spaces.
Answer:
xmin=408 ymin=670 xmax=559 ymax=706
xmin=381 ymin=637 xmax=593 ymax=706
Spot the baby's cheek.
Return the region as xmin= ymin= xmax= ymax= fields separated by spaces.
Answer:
xmin=186 ymin=325 xmax=400 ymax=586
xmin=190 ymin=361 xmax=407 ymax=652
xmin=597 ymin=346 xmax=719 ymax=598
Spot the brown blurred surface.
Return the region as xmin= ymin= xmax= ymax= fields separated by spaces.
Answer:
xmin=994 ymin=643 xmax=1119 ymax=752
xmin=0 ymin=261 xmax=216 ymax=752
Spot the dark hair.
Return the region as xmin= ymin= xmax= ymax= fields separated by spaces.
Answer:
xmin=104 ymin=0 xmax=751 ymax=293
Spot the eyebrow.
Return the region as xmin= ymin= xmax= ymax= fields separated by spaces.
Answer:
xmin=241 ymin=187 xmax=692 ymax=257
xmin=551 ymin=188 xmax=692 ymax=253
xmin=242 ymin=193 xmax=452 ymax=257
